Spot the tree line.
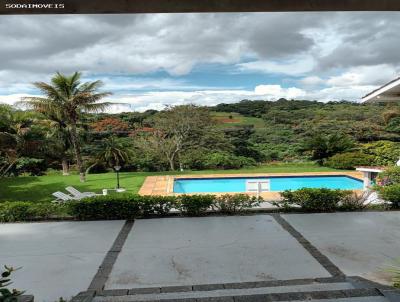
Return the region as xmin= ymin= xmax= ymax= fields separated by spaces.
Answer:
xmin=2 ymin=72 xmax=400 ymax=181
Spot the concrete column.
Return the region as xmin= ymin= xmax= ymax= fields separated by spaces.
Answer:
xmin=363 ymin=171 xmax=371 ymax=190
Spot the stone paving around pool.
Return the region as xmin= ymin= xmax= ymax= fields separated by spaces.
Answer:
xmin=138 ymin=172 xmax=364 ymax=200
xmin=1 ymin=212 xmax=399 ymax=302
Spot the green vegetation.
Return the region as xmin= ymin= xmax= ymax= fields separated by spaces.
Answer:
xmin=377 ymin=184 xmax=400 ymax=208
xmin=325 ymin=152 xmax=374 ymax=170
xmin=69 ymin=193 xmax=259 ymax=220
xmin=214 ymin=194 xmax=260 ymax=214
xmin=177 ymin=194 xmax=215 ymax=216
xmin=275 ymin=188 xmax=367 ymax=212
xmin=3 ymin=73 xmax=400 ymax=204
xmin=276 ymin=188 xmax=351 ymax=212
xmin=21 ymin=72 xmax=112 ymax=182
xmin=378 ymin=166 xmax=400 ymax=185
xmin=0 ymin=265 xmax=24 ymax=302
xmin=376 ymin=166 xmax=400 ymax=208
xmin=0 ymin=194 xmax=260 ymax=222
xmin=386 ymin=259 xmax=400 ymax=288
xmin=211 ymin=112 xmax=265 ymax=129
xmin=0 ymin=162 xmax=338 ymax=202
xmin=0 ymin=202 xmax=67 ymax=222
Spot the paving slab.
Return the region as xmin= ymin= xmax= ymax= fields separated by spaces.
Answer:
xmin=0 ymin=221 xmax=125 ymax=302
xmin=96 ymin=282 xmax=355 ymax=301
xmin=283 ymin=212 xmax=400 ymax=285
xmin=106 ymin=215 xmax=330 ymax=289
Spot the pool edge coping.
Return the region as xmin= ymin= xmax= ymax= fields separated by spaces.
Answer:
xmin=138 ymin=171 xmax=364 ymax=199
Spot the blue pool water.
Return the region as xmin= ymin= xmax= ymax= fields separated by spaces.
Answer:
xmin=173 ymin=176 xmax=363 ymax=193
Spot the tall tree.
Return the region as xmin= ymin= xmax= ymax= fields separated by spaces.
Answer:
xmin=21 ymin=72 xmax=111 ymax=182
xmin=141 ymin=105 xmax=212 ymax=171
xmin=44 ymin=119 xmax=71 ymax=175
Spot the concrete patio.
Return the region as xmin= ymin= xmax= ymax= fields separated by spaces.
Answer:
xmin=283 ymin=212 xmax=400 ymax=285
xmin=1 ymin=212 xmax=399 ymax=302
xmin=0 ymin=221 xmax=125 ymax=302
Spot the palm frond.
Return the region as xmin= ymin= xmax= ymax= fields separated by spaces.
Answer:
xmin=79 ymin=80 xmax=104 ymax=93
xmin=19 ymin=97 xmax=59 ymax=113
xmin=80 ymin=102 xmax=113 ymax=113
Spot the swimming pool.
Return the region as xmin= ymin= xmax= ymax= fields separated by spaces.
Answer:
xmin=173 ymin=175 xmax=363 ymax=193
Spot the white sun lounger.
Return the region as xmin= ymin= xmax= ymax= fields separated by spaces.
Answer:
xmin=65 ymin=186 xmax=100 ymax=199
xmin=52 ymin=191 xmax=77 ymax=203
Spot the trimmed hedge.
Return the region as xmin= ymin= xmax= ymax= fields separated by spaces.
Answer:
xmin=69 ymin=194 xmax=179 ymax=220
xmin=71 ymin=194 xmax=219 ymax=219
xmin=214 ymin=194 xmax=260 ymax=214
xmin=277 ymin=188 xmax=352 ymax=212
xmin=0 ymin=189 xmax=373 ymax=222
xmin=177 ymin=194 xmax=215 ymax=216
xmin=68 ymin=194 xmax=141 ymax=220
xmin=0 ymin=202 xmax=66 ymax=222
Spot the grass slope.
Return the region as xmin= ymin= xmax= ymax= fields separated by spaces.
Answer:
xmin=211 ymin=111 xmax=265 ymax=128
xmin=0 ymin=163 xmax=342 ymax=202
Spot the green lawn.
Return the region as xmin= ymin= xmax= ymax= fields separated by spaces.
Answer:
xmin=0 ymin=162 xmax=343 ymax=202
xmin=211 ymin=112 xmax=265 ymax=128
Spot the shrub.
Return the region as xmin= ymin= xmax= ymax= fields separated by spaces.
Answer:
xmin=1 ymin=265 xmax=24 ymax=302
xmin=325 ymin=152 xmax=374 ymax=170
xmin=377 ymin=166 xmax=400 ymax=186
xmin=214 ymin=194 xmax=260 ymax=214
xmin=279 ymin=188 xmax=351 ymax=212
xmin=68 ymin=194 xmax=141 ymax=220
xmin=376 ymin=184 xmax=400 ymax=208
xmin=337 ymin=192 xmax=367 ymax=211
xmin=139 ymin=195 xmax=177 ymax=216
xmin=0 ymin=202 xmax=63 ymax=222
xmin=0 ymin=193 xmax=263 ymax=222
xmin=360 ymin=141 xmax=400 ymax=166
xmin=203 ymin=152 xmax=256 ymax=169
xmin=14 ymin=157 xmax=46 ymax=176
xmin=176 ymin=195 xmax=215 ymax=216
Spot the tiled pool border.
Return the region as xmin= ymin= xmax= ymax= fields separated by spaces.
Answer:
xmin=138 ymin=172 xmax=364 ymax=200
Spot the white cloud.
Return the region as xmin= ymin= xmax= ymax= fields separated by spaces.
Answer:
xmin=308 ymin=85 xmax=377 ymax=102
xmin=299 ymin=76 xmax=324 ymax=86
xmin=254 ymin=85 xmax=306 ymax=99
xmin=103 ymin=84 xmax=307 ymax=112
xmin=0 ymin=94 xmax=39 ymax=108
xmin=1 ymin=12 xmax=400 ymax=107
xmin=326 ymin=64 xmax=398 ymax=87
xmin=238 ymin=56 xmax=315 ymax=76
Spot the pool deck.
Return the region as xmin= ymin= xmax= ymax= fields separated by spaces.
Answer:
xmin=138 ymin=171 xmax=364 ymax=200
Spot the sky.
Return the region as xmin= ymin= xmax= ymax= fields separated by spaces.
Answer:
xmin=0 ymin=12 xmax=399 ymax=112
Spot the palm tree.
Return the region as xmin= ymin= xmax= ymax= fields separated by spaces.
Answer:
xmin=96 ymin=137 xmax=131 ymax=168
xmin=44 ymin=119 xmax=71 ymax=175
xmin=21 ymin=72 xmax=112 ymax=182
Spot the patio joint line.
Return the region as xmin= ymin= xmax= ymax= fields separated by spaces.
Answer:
xmin=87 ymin=220 xmax=134 ymax=292
xmin=272 ymin=214 xmax=345 ymax=278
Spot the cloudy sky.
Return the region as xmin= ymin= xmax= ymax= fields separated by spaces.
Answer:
xmin=0 ymin=12 xmax=399 ymax=112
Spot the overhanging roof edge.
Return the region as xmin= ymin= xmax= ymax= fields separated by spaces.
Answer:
xmin=362 ymin=77 xmax=400 ymax=103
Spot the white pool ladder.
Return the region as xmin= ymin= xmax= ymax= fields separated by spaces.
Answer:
xmin=246 ymin=179 xmax=270 ymax=198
